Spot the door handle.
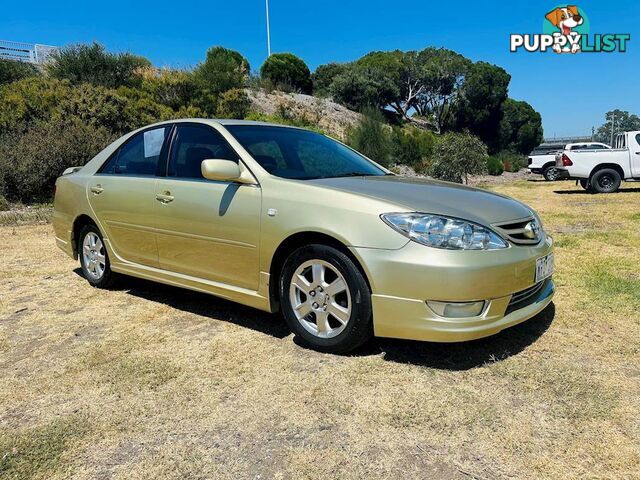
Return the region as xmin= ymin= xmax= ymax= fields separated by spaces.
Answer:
xmin=90 ymin=185 xmax=104 ymax=195
xmin=155 ymin=192 xmax=174 ymax=204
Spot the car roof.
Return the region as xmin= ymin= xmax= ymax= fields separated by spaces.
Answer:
xmin=148 ymin=118 xmax=307 ymax=129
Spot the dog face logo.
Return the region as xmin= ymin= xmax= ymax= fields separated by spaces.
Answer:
xmin=545 ymin=5 xmax=584 ymax=53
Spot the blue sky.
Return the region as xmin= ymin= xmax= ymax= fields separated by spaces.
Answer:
xmin=2 ymin=0 xmax=638 ymax=138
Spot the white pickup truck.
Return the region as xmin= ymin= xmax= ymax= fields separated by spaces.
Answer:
xmin=555 ymin=131 xmax=640 ymax=193
xmin=528 ymin=142 xmax=609 ymax=181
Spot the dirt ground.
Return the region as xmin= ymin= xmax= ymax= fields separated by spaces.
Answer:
xmin=1 ymin=178 xmax=639 ymax=479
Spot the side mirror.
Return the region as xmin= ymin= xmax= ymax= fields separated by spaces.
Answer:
xmin=201 ymin=159 xmax=255 ymax=184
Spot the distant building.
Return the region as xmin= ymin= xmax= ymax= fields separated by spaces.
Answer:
xmin=0 ymin=40 xmax=59 ymax=64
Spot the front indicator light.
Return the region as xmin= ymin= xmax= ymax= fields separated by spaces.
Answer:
xmin=381 ymin=213 xmax=508 ymax=250
xmin=427 ymin=300 xmax=486 ymax=318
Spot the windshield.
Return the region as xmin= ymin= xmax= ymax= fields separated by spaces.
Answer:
xmin=225 ymin=125 xmax=386 ymax=179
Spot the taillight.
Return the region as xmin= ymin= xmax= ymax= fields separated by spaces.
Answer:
xmin=562 ymin=153 xmax=573 ymax=166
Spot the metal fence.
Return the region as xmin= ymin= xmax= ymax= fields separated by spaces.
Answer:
xmin=0 ymin=40 xmax=59 ymax=64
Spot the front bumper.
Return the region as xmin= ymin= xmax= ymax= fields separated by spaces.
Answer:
xmin=351 ymin=235 xmax=554 ymax=342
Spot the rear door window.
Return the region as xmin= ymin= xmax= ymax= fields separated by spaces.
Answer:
xmin=101 ymin=126 xmax=169 ymax=176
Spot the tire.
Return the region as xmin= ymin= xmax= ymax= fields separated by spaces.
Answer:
xmin=78 ymin=224 xmax=117 ymax=288
xmin=279 ymin=244 xmax=373 ymax=354
xmin=590 ymin=169 xmax=621 ymax=193
xmin=543 ymin=165 xmax=560 ymax=181
xmin=579 ymin=179 xmax=591 ymax=191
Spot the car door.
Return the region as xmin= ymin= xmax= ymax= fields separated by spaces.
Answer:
xmin=88 ymin=125 xmax=171 ymax=267
xmin=154 ymin=123 xmax=261 ymax=290
xmin=632 ymin=134 xmax=640 ymax=177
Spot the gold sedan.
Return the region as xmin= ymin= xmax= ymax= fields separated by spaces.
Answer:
xmin=53 ymin=119 xmax=554 ymax=353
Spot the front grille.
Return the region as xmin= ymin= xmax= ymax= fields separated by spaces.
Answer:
xmin=505 ymin=279 xmax=548 ymax=314
xmin=493 ymin=217 xmax=541 ymax=245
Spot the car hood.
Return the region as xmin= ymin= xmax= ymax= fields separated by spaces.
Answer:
xmin=309 ymin=175 xmax=534 ymax=225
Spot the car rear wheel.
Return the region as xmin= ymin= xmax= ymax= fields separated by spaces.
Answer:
xmin=79 ymin=225 xmax=117 ymax=288
xmin=279 ymin=244 xmax=373 ymax=353
xmin=543 ymin=165 xmax=561 ymax=181
xmin=590 ymin=169 xmax=621 ymax=193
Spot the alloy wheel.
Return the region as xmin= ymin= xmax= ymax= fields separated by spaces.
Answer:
xmin=289 ymin=259 xmax=352 ymax=339
xmin=82 ymin=232 xmax=106 ymax=280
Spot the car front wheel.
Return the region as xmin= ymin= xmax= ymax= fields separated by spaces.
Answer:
xmin=79 ymin=224 xmax=117 ymax=288
xmin=279 ymin=244 xmax=373 ymax=353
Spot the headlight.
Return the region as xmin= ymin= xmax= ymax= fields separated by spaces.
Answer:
xmin=381 ymin=213 xmax=508 ymax=250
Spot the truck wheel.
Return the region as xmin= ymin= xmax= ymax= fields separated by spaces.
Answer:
xmin=579 ymin=179 xmax=591 ymax=191
xmin=590 ymin=169 xmax=621 ymax=193
xmin=543 ymin=165 xmax=560 ymax=181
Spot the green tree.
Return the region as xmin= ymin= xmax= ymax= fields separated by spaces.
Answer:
xmin=428 ymin=131 xmax=488 ymax=184
xmin=330 ymin=67 xmax=398 ymax=112
xmin=260 ymin=53 xmax=312 ymax=94
xmin=595 ymin=109 xmax=640 ymax=144
xmin=194 ymin=46 xmax=250 ymax=95
xmin=47 ymin=42 xmax=150 ymax=89
xmin=498 ymin=98 xmax=543 ymax=154
xmin=413 ymin=48 xmax=471 ymax=133
xmin=312 ymin=62 xmax=348 ymax=96
xmin=453 ymin=62 xmax=510 ymax=153
xmin=0 ymin=59 xmax=39 ymax=85
xmin=193 ymin=46 xmax=250 ymax=115
xmin=347 ymin=108 xmax=392 ymax=166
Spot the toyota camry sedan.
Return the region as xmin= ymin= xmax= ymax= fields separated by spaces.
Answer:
xmin=53 ymin=119 xmax=554 ymax=353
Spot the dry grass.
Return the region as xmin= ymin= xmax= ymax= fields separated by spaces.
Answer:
xmin=0 ymin=179 xmax=639 ymax=479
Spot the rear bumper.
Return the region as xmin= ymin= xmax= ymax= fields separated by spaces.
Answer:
xmin=556 ymin=168 xmax=571 ymax=179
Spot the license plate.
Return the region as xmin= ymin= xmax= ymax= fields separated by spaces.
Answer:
xmin=535 ymin=253 xmax=554 ymax=282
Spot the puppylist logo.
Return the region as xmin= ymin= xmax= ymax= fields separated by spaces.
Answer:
xmin=511 ymin=5 xmax=630 ymax=54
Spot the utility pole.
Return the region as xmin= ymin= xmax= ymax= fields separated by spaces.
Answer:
xmin=265 ymin=0 xmax=271 ymax=57
xmin=610 ymin=111 xmax=615 ymax=146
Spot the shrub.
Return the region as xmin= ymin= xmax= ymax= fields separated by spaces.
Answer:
xmin=486 ymin=156 xmax=504 ymax=176
xmin=260 ymin=53 xmax=312 ymax=94
xmin=115 ymin=87 xmax=175 ymax=131
xmin=47 ymin=42 xmax=150 ymax=89
xmin=216 ymin=88 xmax=250 ymax=119
xmin=347 ymin=108 xmax=392 ymax=166
xmin=496 ymin=151 xmax=526 ymax=172
xmin=141 ymin=68 xmax=196 ymax=110
xmin=0 ymin=59 xmax=39 ymax=86
xmin=391 ymin=126 xmax=435 ymax=166
xmin=0 ymin=194 xmax=8 ymax=211
xmin=194 ymin=46 xmax=250 ymax=96
xmin=0 ymin=118 xmax=114 ymax=202
xmin=244 ymin=111 xmax=323 ymax=132
xmin=0 ymin=77 xmax=71 ymax=135
xmin=428 ymin=132 xmax=488 ymax=184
